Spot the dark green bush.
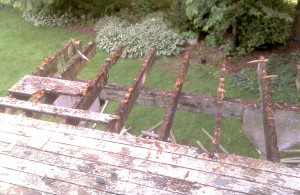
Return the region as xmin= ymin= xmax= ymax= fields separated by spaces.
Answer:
xmin=231 ymin=52 xmax=300 ymax=104
xmin=186 ymin=0 xmax=294 ymax=56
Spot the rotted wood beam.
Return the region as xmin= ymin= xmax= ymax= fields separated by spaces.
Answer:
xmin=64 ymin=45 xmax=125 ymax=126
xmin=107 ymin=48 xmax=157 ymax=133
xmin=256 ymin=57 xmax=279 ymax=163
xmin=212 ymin=55 xmax=226 ymax=155
xmin=57 ymin=41 xmax=95 ymax=80
xmin=33 ymin=39 xmax=80 ymax=77
xmin=5 ymin=39 xmax=81 ymax=114
xmin=158 ymin=53 xmax=190 ymax=141
xmin=8 ymin=75 xmax=88 ymax=97
xmin=24 ymin=42 xmax=95 ymax=118
xmin=0 ymin=97 xmax=118 ymax=125
xmin=32 ymin=41 xmax=96 ymax=108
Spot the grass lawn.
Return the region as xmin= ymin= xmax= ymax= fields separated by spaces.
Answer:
xmin=0 ymin=7 xmax=259 ymax=158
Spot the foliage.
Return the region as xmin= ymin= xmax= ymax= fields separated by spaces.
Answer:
xmin=131 ymin=0 xmax=171 ymax=17
xmin=186 ymin=0 xmax=294 ymax=56
xmin=231 ymin=52 xmax=300 ymax=104
xmin=165 ymin=0 xmax=197 ymax=38
xmin=0 ymin=0 xmax=51 ymax=11
xmin=22 ymin=8 xmax=79 ymax=27
xmin=94 ymin=16 xmax=185 ymax=58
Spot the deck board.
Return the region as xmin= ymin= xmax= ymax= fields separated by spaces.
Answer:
xmin=0 ymin=113 xmax=299 ymax=194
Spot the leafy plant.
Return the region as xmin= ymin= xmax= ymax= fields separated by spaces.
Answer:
xmin=22 ymin=8 xmax=79 ymax=27
xmin=94 ymin=16 xmax=185 ymax=58
xmin=186 ymin=0 xmax=294 ymax=56
xmin=231 ymin=52 xmax=300 ymax=104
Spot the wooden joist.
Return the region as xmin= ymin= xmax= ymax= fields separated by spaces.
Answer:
xmin=33 ymin=39 xmax=80 ymax=77
xmin=0 ymin=97 xmax=118 ymax=125
xmin=257 ymin=57 xmax=280 ymax=162
xmin=58 ymin=41 xmax=96 ymax=80
xmin=8 ymin=75 xmax=88 ymax=97
xmin=65 ymin=45 xmax=124 ymax=126
xmin=158 ymin=53 xmax=190 ymax=141
xmin=107 ymin=48 xmax=157 ymax=133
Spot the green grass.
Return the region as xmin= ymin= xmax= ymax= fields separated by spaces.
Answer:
xmin=0 ymin=7 xmax=259 ymax=158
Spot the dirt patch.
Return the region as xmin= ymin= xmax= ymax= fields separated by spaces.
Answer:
xmin=185 ymin=41 xmax=300 ymax=73
xmin=65 ymin=25 xmax=96 ymax=36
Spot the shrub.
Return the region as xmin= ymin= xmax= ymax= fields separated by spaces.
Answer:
xmin=94 ymin=16 xmax=185 ymax=58
xmin=186 ymin=0 xmax=294 ymax=56
xmin=231 ymin=52 xmax=300 ymax=104
xmin=22 ymin=8 xmax=79 ymax=27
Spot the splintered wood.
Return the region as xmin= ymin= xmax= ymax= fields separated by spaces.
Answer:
xmin=0 ymin=113 xmax=299 ymax=194
xmin=212 ymin=55 xmax=227 ymax=154
xmin=256 ymin=57 xmax=280 ymax=163
xmin=107 ymin=47 xmax=157 ymax=133
xmin=158 ymin=52 xmax=190 ymax=141
xmin=65 ymin=45 xmax=124 ymax=126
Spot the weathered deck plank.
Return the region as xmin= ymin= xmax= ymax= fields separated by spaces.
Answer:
xmin=0 ymin=97 xmax=118 ymax=124
xmin=8 ymin=75 xmax=88 ymax=97
xmin=0 ymin=114 xmax=299 ymax=194
xmin=0 ymin=113 xmax=299 ymax=179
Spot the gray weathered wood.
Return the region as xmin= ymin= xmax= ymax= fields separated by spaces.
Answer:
xmin=65 ymin=45 xmax=124 ymax=126
xmin=0 ymin=97 xmax=118 ymax=124
xmin=257 ymin=58 xmax=279 ymax=163
xmin=100 ymin=83 xmax=300 ymax=118
xmin=8 ymin=75 xmax=88 ymax=97
xmin=107 ymin=48 xmax=157 ymax=133
xmin=0 ymin=113 xmax=299 ymax=194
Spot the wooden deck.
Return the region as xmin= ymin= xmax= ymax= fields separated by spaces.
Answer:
xmin=0 ymin=113 xmax=299 ymax=194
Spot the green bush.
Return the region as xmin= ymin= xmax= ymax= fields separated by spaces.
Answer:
xmin=22 ymin=8 xmax=79 ymax=27
xmin=94 ymin=16 xmax=185 ymax=58
xmin=165 ymin=0 xmax=197 ymax=39
xmin=186 ymin=0 xmax=294 ymax=56
xmin=0 ymin=0 xmax=50 ymax=11
xmin=231 ymin=52 xmax=300 ymax=104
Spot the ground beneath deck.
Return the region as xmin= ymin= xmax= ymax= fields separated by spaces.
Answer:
xmin=0 ymin=113 xmax=299 ymax=194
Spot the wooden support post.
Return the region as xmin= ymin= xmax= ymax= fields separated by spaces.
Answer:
xmin=64 ymin=45 xmax=124 ymax=126
xmin=212 ymin=55 xmax=226 ymax=154
xmin=107 ymin=48 xmax=157 ymax=133
xmin=256 ymin=57 xmax=280 ymax=163
xmin=158 ymin=53 xmax=190 ymax=141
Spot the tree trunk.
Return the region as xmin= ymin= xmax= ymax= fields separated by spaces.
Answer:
xmin=294 ymin=0 xmax=300 ymax=40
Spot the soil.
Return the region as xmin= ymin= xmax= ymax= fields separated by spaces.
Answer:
xmin=187 ymin=41 xmax=300 ymax=73
xmin=65 ymin=25 xmax=96 ymax=36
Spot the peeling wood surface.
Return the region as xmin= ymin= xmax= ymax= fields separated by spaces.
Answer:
xmin=65 ymin=45 xmax=124 ymax=126
xmin=107 ymin=48 xmax=157 ymax=133
xmin=58 ymin=41 xmax=95 ymax=80
xmin=159 ymin=53 xmax=190 ymax=141
xmin=0 ymin=113 xmax=299 ymax=194
xmin=213 ymin=55 xmax=226 ymax=154
xmin=33 ymin=39 xmax=79 ymax=77
xmin=257 ymin=58 xmax=280 ymax=163
xmin=100 ymin=83 xmax=300 ymax=118
xmin=8 ymin=75 xmax=88 ymax=97
xmin=0 ymin=97 xmax=118 ymax=125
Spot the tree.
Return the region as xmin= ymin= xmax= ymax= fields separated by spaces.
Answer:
xmin=294 ymin=0 xmax=300 ymax=40
xmin=186 ymin=0 xmax=294 ymax=56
